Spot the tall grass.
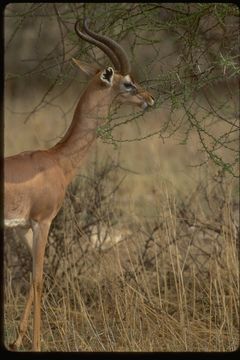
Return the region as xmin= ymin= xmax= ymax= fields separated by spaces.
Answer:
xmin=4 ymin=163 xmax=239 ymax=352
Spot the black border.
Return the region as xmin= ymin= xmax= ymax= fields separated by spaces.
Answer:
xmin=0 ymin=1 xmax=239 ymax=358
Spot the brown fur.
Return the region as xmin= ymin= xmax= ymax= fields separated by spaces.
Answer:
xmin=5 ymin=62 xmax=154 ymax=351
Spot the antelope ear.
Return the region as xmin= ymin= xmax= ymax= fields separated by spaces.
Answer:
xmin=100 ymin=67 xmax=114 ymax=86
xmin=72 ymin=58 xmax=100 ymax=76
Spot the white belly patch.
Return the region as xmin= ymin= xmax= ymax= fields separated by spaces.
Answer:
xmin=4 ymin=218 xmax=30 ymax=228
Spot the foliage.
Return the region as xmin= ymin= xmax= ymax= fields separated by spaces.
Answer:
xmin=4 ymin=3 xmax=239 ymax=176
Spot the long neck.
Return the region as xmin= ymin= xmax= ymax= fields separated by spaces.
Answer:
xmin=50 ymin=80 xmax=113 ymax=184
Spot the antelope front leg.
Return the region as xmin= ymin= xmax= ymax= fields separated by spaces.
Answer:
xmin=9 ymin=228 xmax=34 ymax=350
xmin=9 ymin=284 xmax=34 ymax=350
xmin=32 ymin=221 xmax=50 ymax=352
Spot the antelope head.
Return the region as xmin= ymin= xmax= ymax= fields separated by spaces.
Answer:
xmin=73 ymin=19 xmax=154 ymax=110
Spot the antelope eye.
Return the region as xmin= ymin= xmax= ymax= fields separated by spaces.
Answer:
xmin=124 ymin=82 xmax=133 ymax=89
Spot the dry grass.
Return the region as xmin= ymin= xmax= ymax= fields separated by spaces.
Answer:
xmin=4 ymin=159 xmax=239 ymax=351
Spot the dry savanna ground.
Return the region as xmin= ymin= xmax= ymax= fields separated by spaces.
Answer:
xmin=4 ymin=74 xmax=239 ymax=352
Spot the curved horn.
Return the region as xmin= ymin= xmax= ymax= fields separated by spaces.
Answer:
xmin=83 ymin=19 xmax=131 ymax=75
xmin=75 ymin=20 xmax=120 ymax=71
